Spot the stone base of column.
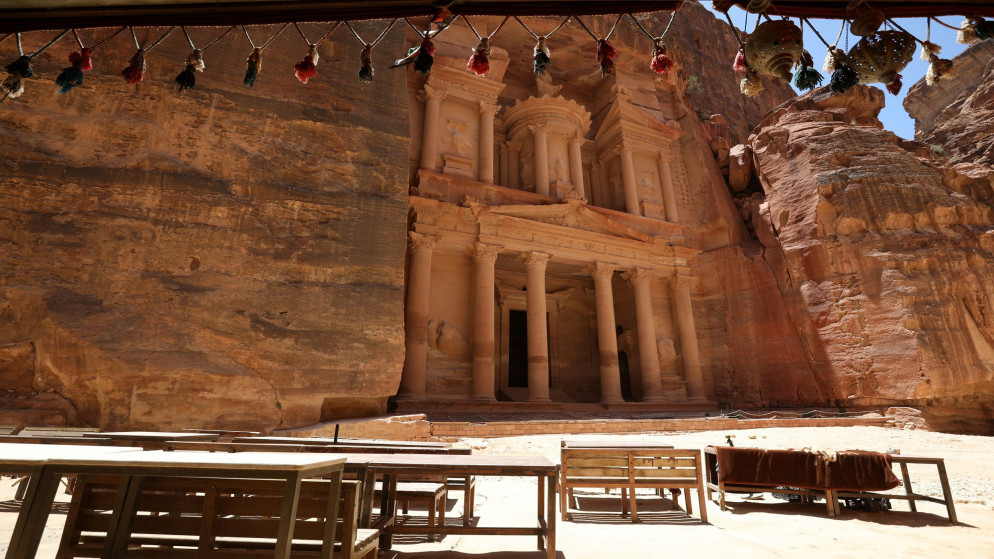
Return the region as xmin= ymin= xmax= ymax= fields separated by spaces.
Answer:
xmin=472 ymin=396 xmax=497 ymax=402
xmin=686 ymin=396 xmax=711 ymax=403
xmin=601 ymin=396 xmax=625 ymax=404
xmin=640 ymin=396 xmax=671 ymax=404
xmin=528 ymin=396 xmax=552 ymax=402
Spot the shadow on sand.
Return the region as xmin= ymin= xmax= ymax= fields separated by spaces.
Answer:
xmin=718 ymin=498 xmax=972 ymax=527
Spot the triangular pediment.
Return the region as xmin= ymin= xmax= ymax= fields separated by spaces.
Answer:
xmin=482 ymin=200 xmax=654 ymax=243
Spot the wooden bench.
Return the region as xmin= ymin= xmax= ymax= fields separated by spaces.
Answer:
xmin=834 ymin=455 xmax=957 ymax=523
xmin=56 ymin=476 xmax=378 ymax=559
xmin=559 ymin=445 xmax=707 ymax=523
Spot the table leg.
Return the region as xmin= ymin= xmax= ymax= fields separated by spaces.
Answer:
xmin=546 ymin=473 xmax=556 ymax=559
xmin=537 ymin=473 xmax=545 ymax=550
xmin=379 ymin=474 xmax=397 ymax=551
xmin=7 ymin=467 xmax=60 ymax=559
xmin=104 ymin=475 xmax=147 ymax=559
xmin=275 ymin=472 xmax=303 ymax=559
xmin=899 ymin=462 xmax=917 ymax=513
xmin=321 ymin=470 xmax=343 ymax=559
xmin=936 ymin=461 xmax=957 ymax=524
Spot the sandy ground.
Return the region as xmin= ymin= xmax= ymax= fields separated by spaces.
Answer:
xmin=2 ymin=426 xmax=992 ymax=558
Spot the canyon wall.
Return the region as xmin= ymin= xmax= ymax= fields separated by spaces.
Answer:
xmin=0 ymin=25 xmax=410 ymax=430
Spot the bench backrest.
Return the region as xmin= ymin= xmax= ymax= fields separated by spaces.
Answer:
xmin=57 ymin=476 xmax=362 ymax=558
xmin=561 ymin=447 xmax=703 ymax=486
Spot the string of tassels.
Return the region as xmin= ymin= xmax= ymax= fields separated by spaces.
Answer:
xmin=242 ymin=24 xmax=289 ymax=87
xmin=55 ymin=27 xmax=125 ymax=94
xmin=344 ymin=19 xmax=397 ymax=83
xmin=463 ymin=16 xmax=509 ymax=77
xmin=792 ymin=19 xmax=823 ymax=91
xmin=514 ymin=16 xmax=570 ymax=76
xmin=2 ymin=29 xmax=71 ymax=102
xmin=175 ymin=26 xmax=233 ymax=91
xmin=573 ymin=15 xmax=623 ymax=77
xmin=391 ymin=17 xmax=454 ymax=75
xmin=121 ymin=26 xmax=174 ymax=85
xmin=292 ymin=22 xmax=341 ymax=84
xmin=628 ymin=12 xmax=677 ymax=78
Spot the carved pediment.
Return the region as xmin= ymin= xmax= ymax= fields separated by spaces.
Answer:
xmin=483 ymin=201 xmax=654 ymax=243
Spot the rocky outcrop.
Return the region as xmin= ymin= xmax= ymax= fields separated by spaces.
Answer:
xmin=740 ymin=85 xmax=994 ymax=434
xmin=0 ymin=28 xmax=410 ymax=431
xmin=904 ymin=39 xmax=994 ymax=175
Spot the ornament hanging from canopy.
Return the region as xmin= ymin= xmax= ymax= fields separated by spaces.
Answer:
xmin=121 ymin=26 xmax=174 ymax=85
xmin=846 ymin=29 xmax=915 ymax=95
xmin=514 ymin=16 xmax=570 ymax=77
xmin=55 ymin=27 xmax=125 ymax=94
xmin=241 ymin=23 xmax=289 ymax=87
xmin=174 ymin=26 xmax=233 ymax=91
xmin=344 ymin=19 xmax=397 ymax=83
xmin=391 ymin=17 xmax=455 ymax=75
xmin=744 ymin=19 xmax=803 ymax=83
xmin=628 ymin=11 xmax=678 ymax=78
xmin=291 ymin=21 xmax=341 ymax=84
xmin=573 ymin=14 xmax=623 ymax=77
xmin=3 ymin=29 xmax=71 ymax=101
xmin=463 ymin=15 xmax=509 ymax=77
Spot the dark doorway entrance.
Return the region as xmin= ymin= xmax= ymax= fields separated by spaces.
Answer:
xmin=507 ymin=309 xmax=551 ymax=391
xmin=618 ymin=351 xmax=632 ymax=401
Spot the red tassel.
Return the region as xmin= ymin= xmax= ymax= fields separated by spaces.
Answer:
xmin=733 ymin=48 xmax=747 ymax=73
xmin=69 ymin=47 xmax=93 ymax=72
xmin=121 ymin=49 xmax=146 ymax=85
xmin=596 ymin=38 xmax=616 ymax=76
xmin=650 ymin=42 xmax=673 ymax=77
xmin=294 ymin=45 xmax=319 ymax=84
xmin=885 ymin=74 xmax=903 ymax=95
xmin=432 ymin=6 xmax=452 ymax=23
xmin=467 ymin=38 xmax=490 ymax=76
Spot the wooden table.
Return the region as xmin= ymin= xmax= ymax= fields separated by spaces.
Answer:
xmin=353 ymin=454 xmax=557 ymax=559
xmin=561 ymin=440 xmax=675 ymax=449
xmin=233 ymin=435 xmax=450 ymax=448
xmin=4 ymin=448 xmax=346 ymax=559
xmin=833 ymin=455 xmax=957 ymax=522
xmin=82 ymin=431 xmax=219 ymax=446
xmin=0 ymin=443 xmax=143 ymax=559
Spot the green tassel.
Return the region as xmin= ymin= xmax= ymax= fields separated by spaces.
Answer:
xmin=976 ymin=18 xmax=994 ymax=40
xmin=413 ymin=48 xmax=433 ymax=74
xmin=830 ymin=64 xmax=859 ymax=94
xmin=55 ymin=64 xmax=84 ymax=94
xmin=6 ymin=56 xmax=34 ymax=79
xmin=244 ymin=47 xmax=262 ymax=87
xmin=175 ymin=66 xmax=197 ymax=91
xmin=793 ymin=64 xmax=824 ymax=91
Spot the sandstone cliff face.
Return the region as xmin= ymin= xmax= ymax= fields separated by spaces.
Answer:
xmin=741 ymin=86 xmax=994 ymax=434
xmin=904 ymin=39 xmax=994 ymax=175
xmin=0 ymin=27 xmax=409 ymax=430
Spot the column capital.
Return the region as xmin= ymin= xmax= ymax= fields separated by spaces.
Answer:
xmin=408 ymin=231 xmax=438 ymax=253
xmin=613 ymin=142 xmax=636 ymax=156
xmin=521 ymin=251 xmax=550 ymax=269
xmin=623 ymin=267 xmax=655 ymax=285
xmin=674 ymin=274 xmax=695 ymax=289
xmin=478 ymin=100 xmax=499 ymax=116
xmin=506 ymin=140 xmax=522 ymax=152
xmin=569 ymin=132 xmax=586 ymax=145
xmin=657 ymin=152 xmax=674 ymax=163
xmin=473 ymin=242 xmax=502 ymax=263
xmin=499 ymin=142 xmax=510 ymax=154
xmin=588 ymin=261 xmax=616 ymax=281
xmin=528 ymin=123 xmax=551 ymax=136
xmin=417 ymin=83 xmax=447 ymax=103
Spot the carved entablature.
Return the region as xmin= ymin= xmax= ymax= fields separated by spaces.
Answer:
xmin=502 ymin=95 xmax=592 ymax=141
xmin=426 ymin=64 xmax=506 ymax=105
xmin=593 ymin=85 xmax=683 ymax=161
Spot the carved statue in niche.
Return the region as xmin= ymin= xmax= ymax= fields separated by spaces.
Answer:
xmin=639 ymin=172 xmax=657 ymax=196
xmin=656 ymin=338 xmax=677 ymax=366
xmin=535 ymin=73 xmax=562 ymax=97
xmin=553 ymin=156 xmax=567 ymax=183
xmin=427 ymin=318 xmax=471 ymax=360
xmin=442 ymin=119 xmax=472 ymax=158
xmin=520 ymin=151 xmax=535 ymax=190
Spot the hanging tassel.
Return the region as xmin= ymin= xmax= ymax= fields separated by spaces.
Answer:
xmin=596 ymin=38 xmax=616 ymax=77
xmin=534 ymin=36 xmax=551 ymax=76
xmin=294 ymin=44 xmax=319 ymax=84
xmin=2 ymin=55 xmax=33 ymax=99
xmin=829 ymin=63 xmax=859 ymax=94
xmin=793 ymin=50 xmax=823 ymax=91
xmin=431 ymin=1 xmax=454 ymax=23
xmin=358 ymin=43 xmax=374 ymax=82
xmin=175 ymin=49 xmax=204 ymax=91
xmin=823 ymin=48 xmax=845 ymax=73
xmin=920 ymin=41 xmax=941 ymax=61
xmin=121 ymin=49 xmax=146 ymax=85
xmin=650 ymin=40 xmax=673 ymax=77
xmin=925 ymin=54 xmax=955 ymax=86
xmin=413 ymin=36 xmax=434 ymax=74
xmin=467 ymin=37 xmax=490 ymax=76
xmin=960 ymin=17 xmax=994 ymax=44
xmin=732 ymin=47 xmax=747 ymax=73
xmin=55 ymin=47 xmax=92 ymax=94
xmin=885 ymin=74 xmax=903 ymax=95
xmin=244 ymin=47 xmax=263 ymax=86
xmin=740 ymin=71 xmax=763 ymax=97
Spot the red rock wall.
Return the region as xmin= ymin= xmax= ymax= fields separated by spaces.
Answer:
xmin=0 ymin=26 xmax=410 ymax=430
xmin=742 ymin=86 xmax=994 ymax=434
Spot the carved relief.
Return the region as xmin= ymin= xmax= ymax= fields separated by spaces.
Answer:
xmin=656 ymin=337 xmax=677 ymax=365
xmin=521 ymin=151 xmax=536 ymax=189
xmin=427 ymin=319 xmax=471 ymax=359
xmin=553 ymin=156 xmax=568 ymax=183
xmin=442 ymin=119 xmax=472 ymax=158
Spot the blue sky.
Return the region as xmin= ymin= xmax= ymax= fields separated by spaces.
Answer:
xmin=705 ymin=6 xmax=967 ymax=140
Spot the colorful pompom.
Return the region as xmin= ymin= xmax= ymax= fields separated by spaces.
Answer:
xmin=533 ymin=36 xmax=551 ymax=76
xmin=294 ymin=44 xmax=319 ymax=84
xmin=2 ymin=55 xmax=33 ymax=99
xmin=650 ymin=40 xmax=673 ymax=77
xmin=55 ymin=48 xmax=93 ymax=94
xmin=792 ymin=50 xmax=823 ymax=91
xmin=829 ymin=63 xmax=860 ymax=94
xmin=925 ymin=55 xmax=955 ymax=86
xmin=823 ymin=48 xmax=845 ymax=73
xmin=740 ymin=70 xmax=763 ymax=96
xmin=244 ymin=47 xmax=263 ymax=87
xmin=596 ymin=38 xmax=616 ymax=77
xmin=121 ymin=49 xmax=146 ymax=85
xmin=885 ymin=74 xmax=903 ymax=96
xmin=175 ymin=49 xmax=204 ymax=91
xmin=733 ymin=47 xmax=747 ymax=73
xmin=467 ymin=37 xmax=490 ymax=76
xmin=413 ymin=36 xmax=435 ymax=74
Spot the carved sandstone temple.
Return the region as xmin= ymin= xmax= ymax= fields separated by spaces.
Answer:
xmin=395 ymin=25 xmax=720 ymax=409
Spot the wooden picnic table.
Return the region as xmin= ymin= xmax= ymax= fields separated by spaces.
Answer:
xmin=233 ymin=436 xmax=449 ymax=448
xmin=561 ymin=440 xmax=675 ymax=449
xmin=83 ymin=431 xmax=219 ymax=442
xmin=341 ymin=453 xmax=557 ymax=559
xmin=3 ymin=447 xmax=346 ymax=559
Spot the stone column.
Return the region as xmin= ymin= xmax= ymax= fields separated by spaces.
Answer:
xmin=530 ymin=124 xmax=550 ymax=197
xmin=399 ymin=232 xmax=437 ymax=398
xmin=591 ymin=263 xmax=623 ymax=404
xmin=478 ymin=101 xmax=497 ymax=184
xmin=507 ymin=141 xmax=522 ymax=189
xmin=471 ymin=243 xmax=501 ymax=400
xmin=597 ymin=158 xmax=611 ymax=208
xmin=617 ymin=143 xmax=640 ymax=215
xmin=625 ymin=268 xmax=664 ymax=402
xmin=524 ymin=252 xmax=551 ymax=401
xmin=498 ymin=143 xmax=509 ymax=187
xmin=417 ymin=84 xmax=446 ymax=172
xmin=568 ymin=133 xmax=586 ymax=199
xmin=657 ymin=153 xmax=680 ymax=223
xmin=674 ymin=274 xmax=706 ymax=400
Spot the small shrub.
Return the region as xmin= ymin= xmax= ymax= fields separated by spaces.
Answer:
xmin=930 ymin=144 xmax=947 ymax=155
xmin=686 ymin=74 xmax=703 ymax=95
